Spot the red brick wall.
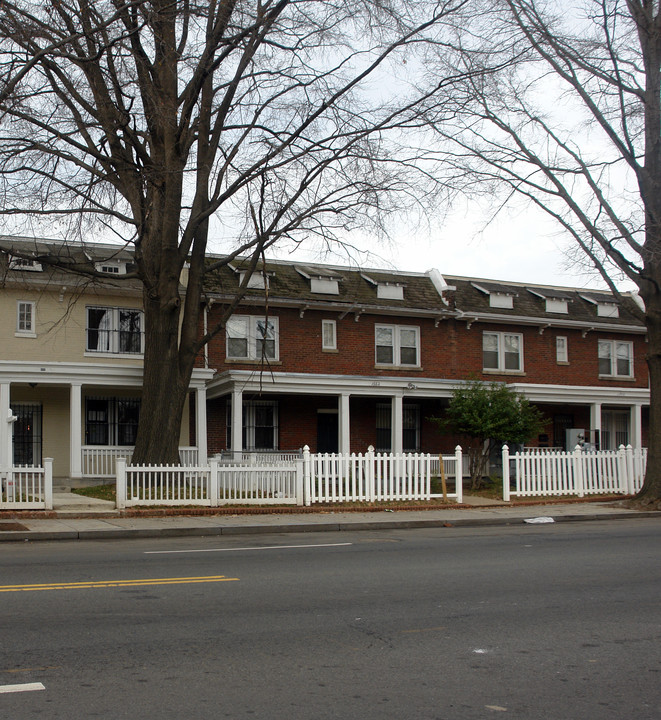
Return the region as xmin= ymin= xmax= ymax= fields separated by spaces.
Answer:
xmin=204 ymin=306 xmax=648 ymax=387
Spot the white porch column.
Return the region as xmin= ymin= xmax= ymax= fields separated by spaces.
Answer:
xmin=231 ymin=388 xmax=243 ymax=459
xmin=590 ymin=403 xmax=602 ymax=449
xmin=631 ymin=403 xmax=643 ymax=449
xmin=70 ymin=382 xmax=82 ymax=479
xmin=0 ymin=382 xmax=10 ymax=470
xmin=391 ymin=395 xmax=403 ymax=454
xmin=195 ymin=385 xmax=208 ymax=465
xmin=339 ymin=393 xmax=351 ymax=455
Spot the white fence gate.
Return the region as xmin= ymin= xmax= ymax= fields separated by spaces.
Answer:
xmin=0 ymin=459 xmax=53 ymax=509
xmin=503 ymin=445 xmax=646 ymax=500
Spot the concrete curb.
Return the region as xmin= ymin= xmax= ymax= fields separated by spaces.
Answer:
xmin=0 ymin=508 xmax=658 ymax=542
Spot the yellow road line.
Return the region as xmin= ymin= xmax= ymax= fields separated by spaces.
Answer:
xmin=0 ymin=576 xmax=239 ymax=593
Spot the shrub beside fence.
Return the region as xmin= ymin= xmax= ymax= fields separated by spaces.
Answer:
xmin=503 ymin=444 xmax=646 ymax=500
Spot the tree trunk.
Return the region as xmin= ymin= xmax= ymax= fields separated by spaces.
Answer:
xmin=131 ymin=283 xmax=196 ymax=466
xmin=637 ymin=291 xmax=661 ymax=506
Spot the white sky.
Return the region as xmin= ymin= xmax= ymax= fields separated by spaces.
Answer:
xmin=268 ymin=202 xmax=617 ymax=292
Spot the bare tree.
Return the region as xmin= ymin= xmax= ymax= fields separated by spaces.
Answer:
xmin=418 ymin=0 xmax=661 ymax=505
xmin=0 ymin=0 xmax=468 ymax=464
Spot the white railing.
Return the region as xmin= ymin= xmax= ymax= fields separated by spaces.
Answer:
xmin=303 ymin=446 xmax=462 ymax=505
xmin=429 ymin=449 xmax=468 ymax=482
xmin=0 ymin=459 xmax=53 ymax=509
xmin=503 ymin=445 xmax=647 ymax=500
xmin=217 ymin=451 xmax=302 ymax=466
xmin=83 ymin=446 xmax=199 ymax=478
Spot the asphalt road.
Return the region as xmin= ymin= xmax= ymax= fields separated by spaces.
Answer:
xmin=1 ymin=519 xmax=660 ymax=719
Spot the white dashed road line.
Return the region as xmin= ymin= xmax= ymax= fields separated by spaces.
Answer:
xmin=0 ymin=682 xmax=45 ymax=694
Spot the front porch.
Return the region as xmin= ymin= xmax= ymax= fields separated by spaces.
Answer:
xmin=0 ymin=361 xmax=214 ymax=481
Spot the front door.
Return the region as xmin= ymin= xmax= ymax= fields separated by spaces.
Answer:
xmin=12 ymin=403 xmax=43 ymax=466
xmin=317 ymin=412 xmax=338 ymax=453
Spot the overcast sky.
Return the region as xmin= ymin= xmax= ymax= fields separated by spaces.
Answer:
xmin=267 ymin=200 xmax=617 ymax=292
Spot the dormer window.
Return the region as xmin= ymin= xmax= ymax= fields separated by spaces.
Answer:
xmin=579 ymin=293 xmax=620 ymax=319
xmin=377 ymin=284 xmax=404 ymax=301
xmin=597 ymin=303 xmax=619 ymax=318
xmin=472 ymin=281 xmax=516 ymax=309
xmin=546 ymin=298 xmax=568 ymax=314
xmin=9 ymin=256 xmax=42 ymax=272
xmin=528 ymin=287 xmax=573 ymax=314
xmin=296 ymin=265 xmax=341 ymax=295
xmin=95 ymin=260 xmax=127 ymax=275
xmin=240 ymin=271 xmax=269 ymax=290
xmin=489 ymin=293 xmax=513 ymax=309
xmin=361 ymin=273 xmax=405 ymax=301
xmin=310 ymin=276 xmax=339 ymax=294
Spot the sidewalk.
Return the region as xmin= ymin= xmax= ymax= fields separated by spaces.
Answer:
xmin=0 ymin=492 xmax=658 ymax=542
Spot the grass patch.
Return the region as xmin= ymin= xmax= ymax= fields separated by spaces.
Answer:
xmin=72 ymin=484 xmax=116 ymax=502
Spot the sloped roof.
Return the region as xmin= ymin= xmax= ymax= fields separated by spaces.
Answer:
xmin=444 ymin=275 xmax=644 ymax=329
xmin=204 ymin=257 xmax=449 ymax=316
xmin=0 ymin=236 xmax=141 ymax=293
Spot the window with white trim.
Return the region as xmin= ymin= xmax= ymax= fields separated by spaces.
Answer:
xmin=375 ymin=325 xmax=420 ymax=366
xmin=483 ymin=332 xmax=523 ymax=372
xmin=598 ymin=340 xmax=633 ymax=377
xmin=556 ymin=336 xmax=568 ymax=363
xmin=322 ymin=320 xmax=337 ymax=350
xmin=86 ymin=306 xmax=144 ymax=354
xmin=16 ymin=301 xmax=35 ymax=336
xmin=226 ymin=315 xmax=278 ymax=361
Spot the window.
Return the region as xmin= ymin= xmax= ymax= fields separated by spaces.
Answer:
xmin=226 ymin=400 xmax=278 ymax=451
xmin=239 ymin=271 xmax=269 ymax=290
xmin=375 ymin=325 xmax=420 ymax=366
xmin=85 ymin=397 xmax=140 ymax=446
xmin=556 ymin=336 xmax=568 ymax=363
xmin=9 ymin=256 xmax=42 ymax=272
xmin=598 ymin=340 xmax=633 ymax=377
xmin=16 ymin=301 xmax=35 ymax=336
xmin=226 ymin=315 xmax=278 ymax=361
xmin=597 ymin=303 xmax=619 ymax=318
xmin=95 ymin=261 xmax=127 ymax=274
xmin=377 ymin=284 xmax=404 ymax=300
xmin=86 ymin=306 xmax=144 ymax=354
xmin=601 ymin=410 xmax=630 ymax=450
xmin=489 ymin=293 xmax=513 ymax=309
xmin=546 ymin=298 xmax=568 ymax=314
xmin=322 ymin=320 xmax=337 ymax=350
xmin=483 ymin=332 xmax=523 ymax=372
xmin=376 ymin=402 xmax=420 ymax=452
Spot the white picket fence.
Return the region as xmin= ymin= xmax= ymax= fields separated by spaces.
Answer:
xmin=116 ymin=457 xmax=304 ymax=508
xmin=0 ymin=459 xmax=53 ymax=509
xmin=82 ymin=445 xmax=199 ymax=478
xmin=305 ymin=446 xmax=463 ymax=505
xmin=503 ymin=445 xmax=647 ymax=500
xmin=115 ymin=447 xmax=462 ymax=508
